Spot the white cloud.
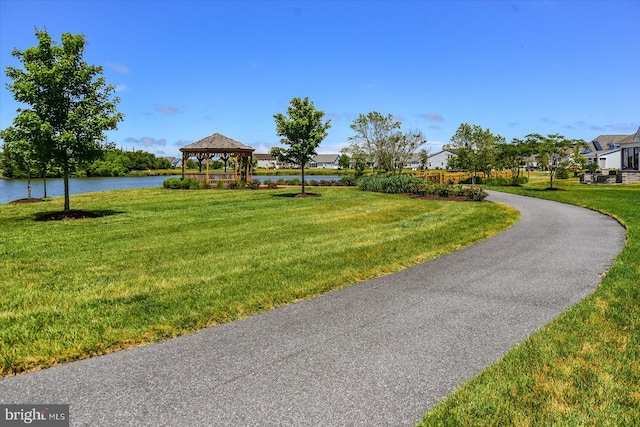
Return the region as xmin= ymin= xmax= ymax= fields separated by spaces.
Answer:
xmin=107 ymin=62 xmax=130 ymax=74
xmin=155 ymin=105 xmax=180 ymax=114
xmin=419 ymin=112 xmax=445 ymax=122
xmin=124 ymin=137 xmax=167 ymax=147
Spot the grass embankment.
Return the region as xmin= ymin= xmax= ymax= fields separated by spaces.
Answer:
xmin=420 ymin=180 xmax=640 ymax=426
xmin=0 ymin=187 xmax=517 ymax=377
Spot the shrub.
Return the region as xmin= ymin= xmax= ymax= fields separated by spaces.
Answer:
xmin=357 ymin=174 xmax=425 ymax=193
xmin=163 ymin=178 xmax=200 ymax=190
xmin=226 ymin=181 xmax=240 ymax=189
xmin=340 ymin=175 xmax=356 ymax=186
xmin=436 ymin=184 xmax=450 ymax=197
xmin=163 ymin=178 xmax=182 ymax=189
xmin=463 ymin=187 xmax=489 ymax=201
xmin=215 ymin=180 xmax=225 ymax=189
xmin=308 ymin=179 xmax=319 ymax=186
xmin=246 ymin=180 xmax=260 ymax=189
xmin=181 ymin=178 xmax=200 ymax=189
xmin=556 ymin=166 xmax=569 ymax=179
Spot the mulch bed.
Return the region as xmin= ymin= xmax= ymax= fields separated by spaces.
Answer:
xmin=406 ymin=193 xmax=476 ymax=202
xmin=35 ymin=211 xmax=103 ymax=222
xmin=10 ymin=198 xmax=45 ymax=204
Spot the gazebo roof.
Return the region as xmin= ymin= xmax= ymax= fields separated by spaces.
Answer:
xmin=180 ymin=133 xmax=255 ymax=154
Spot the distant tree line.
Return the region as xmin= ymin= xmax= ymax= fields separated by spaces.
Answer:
xmin=0 ymin=147 xmax=172 ymax=179
xmin=445 ymin=123 xmax=587 ymax=188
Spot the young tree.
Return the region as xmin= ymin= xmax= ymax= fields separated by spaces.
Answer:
xmin=346 ymin=112 xmax=400 ymax=174
xmin=271 ymin=97 xmax=331 ymax=194
xmin=418 ymin=148 xmax=430 ymax=170
xmin=497 ymin=138 xmax=533 ymax=185
xmin=445 ymin=123 xmax=504 ymax=184
xmin=0 ymin=110 xmax=50 ymax=198
xmin=3 ymin=29 xmax=123 ymax=211
xmin=526 ymin=133 xmax=585 ymax=189
xmin=346 ymin=112 xmax=426 ymax=174
xmin=391 ymin=129 xmax=427 ymax=173
xmin=338 ymin=153 xmax=351 ymax=170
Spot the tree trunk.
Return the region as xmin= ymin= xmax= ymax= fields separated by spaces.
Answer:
xmin=301 ymin=165 xmax=306 ymax=194
xmin=64 ymin=157 xmax=70 ymax=211
xmin=43 ymin=167 xmax=48 ymax=198
xmin=27 ymin=172 xmax=31 ymax=199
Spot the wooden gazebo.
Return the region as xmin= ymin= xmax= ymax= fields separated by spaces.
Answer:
xmin=180 ymin=133 xmax=255 ymax=184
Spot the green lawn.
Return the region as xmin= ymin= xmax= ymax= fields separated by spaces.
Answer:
xmin=0 ymin=187 xmax=517 ymax=377
xmin=419 ymin=180 xmax=640 ymax=426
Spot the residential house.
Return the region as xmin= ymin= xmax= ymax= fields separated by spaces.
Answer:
xmin=427 ymin=150 xmax=457 ymax=169
xmin=405 ymin=153 xmax=423 ymax=170
xmin=582 ymin=135 xmax=625 ymax=170
xmin=617 ymin=127 xmax=640 ymax=183
xmin=310 ymin=154 xmax=340 ymax=169
xmin=255 ymin=153 xmax=278 ymax=169
xmin=163 ymin=157 xmax=182 ymax=168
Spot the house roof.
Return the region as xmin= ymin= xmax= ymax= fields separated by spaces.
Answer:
xmin=254 ymin=153 xmax=276 ymax=160
xmin=312 ymin=154 xmax=340 ymax=163
xmin=179 ymin=133 xmax=255 ymax=154
xmin=618 ymin=127 xmax=640 ymax=145
xmin=583 ymin=148 xmax=620 ymax=159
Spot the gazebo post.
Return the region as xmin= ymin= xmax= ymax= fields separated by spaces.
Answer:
xmin=205 ymin=154 xmax=210 ymax=186
xmin=181 ymin=151 xmax=187 ymax=180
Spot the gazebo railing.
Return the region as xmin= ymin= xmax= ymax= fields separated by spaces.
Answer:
xmin=185 ymin=172 xmax=238 ymax=184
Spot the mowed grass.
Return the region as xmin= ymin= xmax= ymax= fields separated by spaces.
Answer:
xmin=419 ymin=180 xmax=640 ymax=426
xmin=0 ymin=187 xmax=517 ymax=377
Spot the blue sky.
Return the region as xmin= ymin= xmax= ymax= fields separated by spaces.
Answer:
xmin=1 ymin=0 xmax=638 ymax=157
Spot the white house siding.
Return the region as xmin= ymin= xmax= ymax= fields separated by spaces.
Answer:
xmin=585 ymin=149 xmax=621 ymax=170
xmin=427 ymin=151 xmax=456 ymax=169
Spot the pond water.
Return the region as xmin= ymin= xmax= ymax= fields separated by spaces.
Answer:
xmin=0 ymin=175 xmax=342 ymax=204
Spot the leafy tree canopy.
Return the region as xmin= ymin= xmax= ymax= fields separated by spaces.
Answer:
xmin=2 ymin=28 xmax=123 ymax=210
xmin=271 ymin=97 xmax=331 ymax=194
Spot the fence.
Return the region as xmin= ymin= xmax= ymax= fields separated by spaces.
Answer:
xmin=414 ymin=170 xmax=513 ymax=184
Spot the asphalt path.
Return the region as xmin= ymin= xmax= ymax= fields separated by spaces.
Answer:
xmin=0 ymin=191 xmax=626 ymax=426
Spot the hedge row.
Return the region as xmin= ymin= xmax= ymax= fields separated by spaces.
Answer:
xmin=357 ymin=175 xmax=488 ymax=201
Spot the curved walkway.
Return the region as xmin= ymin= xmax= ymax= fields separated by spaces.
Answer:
xmin=0 ymin=192 xmax=626 ymax=426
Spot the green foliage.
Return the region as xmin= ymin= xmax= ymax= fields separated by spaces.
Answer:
xmin=345 ymin=111 xmax=426 ymax=175
xmin=445 ymin=123 xmax=505 ymax=183
xmin=358 ymin=174 xmax=488 ymax=201
xmin=271 ymin=97 xmax=331 ymax=194
xmin=262 ymin=180 xmax=279 ymax=189
xmin=555 ymin=165 xmax=569 ymax=179
xmin=3 ymin=28 xmax=123 ymax=211
xmin=525 ymin=133 xmax=587 ymax=189
xmin=85 ymin=149 xmax=171 ymax=177
xmin=163 ymin=177 xmax=199 ymax=190
xmin=357 ymin=174 xmax=424 ymax=193
xmin=338 ymin=153 xmax=351 ymax=169
xmin=463 ymin=176 xmax=529 ymax=186
xmin=163 ymin=178 xmax=182 ymax=189
xmin=339 ymin=175 xmax=357 ymax=186
xmin=246 ymin=180 xmax=260 ymax=189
